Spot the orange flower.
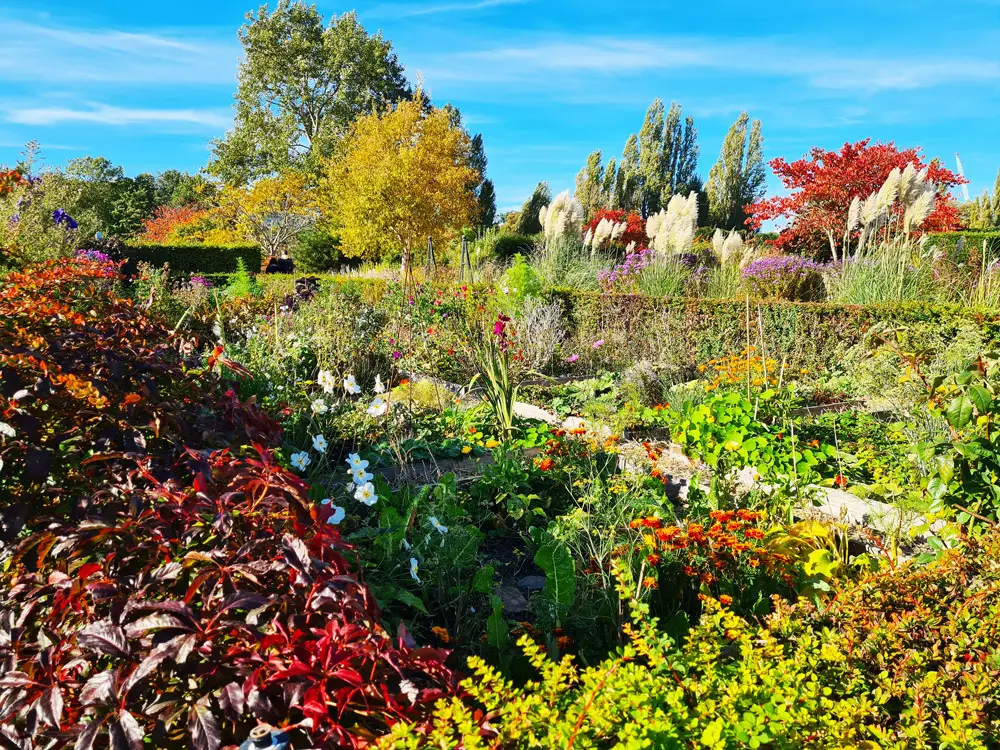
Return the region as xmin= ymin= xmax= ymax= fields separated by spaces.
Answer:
xmin=646 ymin=553 xmax=661 ymax=565
xmin=719 ymin=594 xmax=733 ymax=606
xmin=431 ymin=626 xmax=450 ymax=643
xmin=538 ymin=457 xmax=555 ymax=471
xmin=122 ymin=393 xmax=142 ymax=406
xmin=570 ymin=427 xmax=587 ymax=436
xmin=834 ymin=474 xmax=848 ymax=488
xmin=642 ymin=576 xmax=658 ymax=589
xmin=399 ymin=378 xmax=410 ymax=386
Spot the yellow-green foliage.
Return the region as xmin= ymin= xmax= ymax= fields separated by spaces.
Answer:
xmin=382 ymin=536 xmax=1000 ymax=749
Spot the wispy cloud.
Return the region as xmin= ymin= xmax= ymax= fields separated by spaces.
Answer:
xmin=6 ymin=103 xmax=231 ymax=130
xmin=369 ymin=0 xmax=528 ymax=17
xmin=433 ymin=36 xmax=1000 ymax=94
xmin=0 ymin=19 xmax=238 ymax=85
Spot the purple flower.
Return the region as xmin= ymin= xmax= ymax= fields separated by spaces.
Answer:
xmin=392 ymin=351 xmax=402 ymax=360
xmin=52 ymin=208 xmax=78 ymax=230
xmin=76 ymin=248 xmax=112 ymax=264
xmin=189 ymin=275 xmax=212 ymax=289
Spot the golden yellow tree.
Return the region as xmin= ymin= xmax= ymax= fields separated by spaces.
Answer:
xmin=321 ymin=96 xmax=477 ymax=274
xmin=216 ymin=171 xmax=317 ymax=256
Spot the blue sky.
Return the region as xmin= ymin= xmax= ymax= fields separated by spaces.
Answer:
xmin=1 ymin=0 xmax=998 ymax=211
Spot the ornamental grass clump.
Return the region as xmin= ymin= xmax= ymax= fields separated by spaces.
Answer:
xmin=741 ymin=254 xmax=826 ymax=301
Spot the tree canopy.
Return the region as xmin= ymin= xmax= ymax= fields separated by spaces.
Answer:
xmin=320 ymin=95 xmax=477 ymax=272
xmin=209 ymin=2 xmax=412 ymax=184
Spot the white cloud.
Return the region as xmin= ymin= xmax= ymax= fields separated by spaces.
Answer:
xmin=6 ymin=103 xmax=231 ymax=130
xmin=436 ymin=36 xmax=1000 ymax=94
xmin=370 ymin=0 xmax=527 ymax=16
xmin=0 ymin=19 xmax=238 ymax=85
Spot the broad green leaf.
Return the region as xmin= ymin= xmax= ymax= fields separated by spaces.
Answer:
xmin=486 ymin=596 xmax=508 ymax=650
xmin=968 ymin=384 xmax=993 ymax=414
xmin=945 ymin=395 xmax=973 ymax=429
xmin=534 ymin=540 xmax=576 ymax=609
xmin=471 ymin=565 xmax=495 ymax=594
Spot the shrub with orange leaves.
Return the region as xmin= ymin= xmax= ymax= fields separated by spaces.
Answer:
xmin=0 ymin=257 xmax=275 ymax=539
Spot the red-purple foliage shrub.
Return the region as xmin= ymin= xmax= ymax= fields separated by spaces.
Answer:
xmin=0 ymin=260 xmax=461 ymax=749
xmin=0 ymin=258 xmax=273 ymax=540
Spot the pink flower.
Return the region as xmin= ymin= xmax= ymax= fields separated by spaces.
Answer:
xmin=592 ymin=340 xmax=605 ymax=349
xmin=566 ymin=354 xmax=580 ymax=363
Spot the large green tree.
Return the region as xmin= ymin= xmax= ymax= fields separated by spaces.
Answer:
xmin=706 ymin=112 xmax=766 ymax=229
xmin=209 ymin=2 xmax=412 ymax=184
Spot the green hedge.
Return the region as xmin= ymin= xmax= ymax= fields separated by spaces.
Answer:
xmin=123 ymin=244 xmax=262 ymax=275
xmin=546 ymin=288 xmax=1000 ymax=372
xmin=252 ymin=273 xmax=1000 ymax=373
xmin=925 ymin=230 xmax=1000 ymax=261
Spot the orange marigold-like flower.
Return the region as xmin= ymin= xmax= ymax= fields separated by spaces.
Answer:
xmin=646 ymin=553 xmax=661 ymax=565
xmin=709 ymin=510 xmax=735 ymax=523
xmin=538 ymin=457 xmax=555 ymax=471
xmin=719 ymin=594 xmax=733 ymax=606
xmin=642 ymin=576 xmax=658 ymax=589
xmin=744 ymin=528 xmax=765 ymax=540
xmin=431 ymin=626 xmax=451 ymax=643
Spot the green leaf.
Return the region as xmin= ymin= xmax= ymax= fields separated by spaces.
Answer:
xmin=534 ymin=540 xmax=576 ymax=609
xmin=486 ymin=596 xmax=509 ymax=650
xmin=968 ymin=384 xmax=993 ymax=415
xmin=471 ymin=565 xmax=495 ymax=594
xmin=386 ymin=587 xmax=428 ymax=615
xmin=946 ymin=395 xmax=973 ymax=429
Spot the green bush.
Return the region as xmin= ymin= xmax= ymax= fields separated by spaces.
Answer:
xmin=122 ymin=243 xmax=262 ymax=275
xmin=291 ymin=228 xmax=341 ymax=272
xmin=383 ymin=534 xmax=1000 ymax=748
xmin=477 ymin=230 xmax=537 ymax=262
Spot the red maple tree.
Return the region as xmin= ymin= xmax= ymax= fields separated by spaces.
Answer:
xmin=584 ymin=208 xmax=649 ymax=249
xmin=140 ymin=203 xmax=209 ymax=243
xmin=746 ymin=139 xmax=965 ymax=256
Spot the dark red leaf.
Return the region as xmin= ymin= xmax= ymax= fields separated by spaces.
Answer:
xmin=77 ymin=621 xmax=130 ymax=658
xmin=216 ymin=682 xmax=245 ymax=719
xmin=187 ymin=698 xmax=221 ymax=750
xmin=35 ymin=685 xmax=64 ymax=728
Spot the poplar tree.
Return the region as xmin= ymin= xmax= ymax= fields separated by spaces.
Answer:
xmin=602 ymin=156 xmax=617 ymax=208
xmin=638 ymin=100 xmax=666 ymax=216
xmin=706 ymin=113 xmax=766 ymax=229
xmin=616 ymin=134 xmax=641 ymax=212
xmin=574 ymin=150 xmax=605 ymax=220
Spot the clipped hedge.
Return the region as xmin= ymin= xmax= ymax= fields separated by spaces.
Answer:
xmin=250 ymin=274 xmax=1000 ymax=373
xmin=925 ymin=230 xmax=1000 ymax=261
xmin=548 ymin=288 xmax=1000 ymax=372
xmin=123 ymin=243 xmax=262 ymax=275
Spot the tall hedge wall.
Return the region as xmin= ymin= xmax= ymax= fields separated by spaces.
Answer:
xmin=123 ymin=244 xmax=262 ymax=275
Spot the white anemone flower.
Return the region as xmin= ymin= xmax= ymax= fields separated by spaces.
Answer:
xmin=355 ymin=481 xmax=377 ymax=506
xmin=428 ymin=516 xmax=448 ymax=534
xmin=312 ymin=434 xmax=328 ymax=453
xmin=317 ymin=370 xmax=337 ymax=394
xmin=367 ymin=396 xmax=388 ymax=418
xmin=409 ymin=557 xmax=421 ymax=583
xmin=343 ymin=374 xmax=361 ymax=395
xmin=311 ymin=399 xmax=328 ymax=415
xmin=374 ymin=375 xmax=386 ymax=394
xmin=290 ymin=452 xmax=311 ymax=471
xmin=350 ymin=467 xmax=373 ymax=485
xmin=346 ymin=453 xmax=368 ymax=471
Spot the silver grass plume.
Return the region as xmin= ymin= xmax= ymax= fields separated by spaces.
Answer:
xmin=721 ymin=231 xmax=744 ymax=265
xmin=847 ymin=196 xmax=862 ymax=231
